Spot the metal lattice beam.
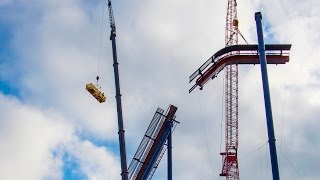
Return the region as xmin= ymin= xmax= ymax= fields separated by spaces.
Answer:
xmin=221 ymin=0 xmax=240 ymax=179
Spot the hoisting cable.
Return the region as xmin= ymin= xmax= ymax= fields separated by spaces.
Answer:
xmin=259 ymin=148 xmax=264 ymax=180
xmin=238 ymin=141 xmax=268 ymax=159
xmin=196 ymin=91 xmax=220 ymax=180
xmin=279 ymin=65 xmax=288 ymax=168
xmin=282 ymin=151 xmax=303 ymax=179
xmin=277 ymin=67 xmax=303 ymax=179
xmin=264 ymin=144 xmax=269 ymax=180
xmin=238 ymin=28 xmax=258 ymax=56
xmin=219 ymin=73 xmax=225 ymax=162
xmin=237 ymin=29 xmax=249 ymax=45
xmin=84 ymin=0 xmax=107 ymax=103
xmin=96 ymin=0 xmax=106 ymax=86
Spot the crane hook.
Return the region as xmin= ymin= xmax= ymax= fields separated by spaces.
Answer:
xmin=96 ymin=76 xmax=100 ymax=84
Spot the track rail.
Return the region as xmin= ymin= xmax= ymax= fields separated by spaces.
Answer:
xmin=189 ymin=44 xmax=291 ymax=93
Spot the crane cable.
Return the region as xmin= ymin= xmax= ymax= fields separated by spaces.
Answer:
xmin=279 ymin=65 xmax=287 ymax=167
xmin=196 ymin=91 xmax=220 ymax=180
xmin=282 ymin=151 xmax=303 ymax=179
xmin=259 ymin=147 xmax=264 ymax=180
xmin=237 ymin=29 xmax=249 ymax=45
xmin=238 ymin=28 xmax=261 ymax=57
xmin=96 ymin=0 xmax=106 ymax=86
xmin=219 ymin=73 xmax=225 ymax=162
xmin=264 ymin=144 xmax=269 ymax=180
xmin=278 ymin=67 xmax=303 ymax=179
xmin=238 ymin=141 xmax=268 ymax=160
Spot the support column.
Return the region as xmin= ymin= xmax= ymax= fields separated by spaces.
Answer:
xmin=255 ymin=12 xmax=280 ymax=180
xmin=168 ymin=121 xmax=173 ymax=180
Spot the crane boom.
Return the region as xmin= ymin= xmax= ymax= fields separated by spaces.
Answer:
xmin=107 ymin=1 xmax=129 ymax=180
xmin=220 ymin=0 xmax=240 ymax=179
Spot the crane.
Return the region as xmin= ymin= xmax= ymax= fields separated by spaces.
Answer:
xmin=220 ymin=0 xmax=240 ymax=179
xmin=107 ymin=1 xmax=129 ymax=179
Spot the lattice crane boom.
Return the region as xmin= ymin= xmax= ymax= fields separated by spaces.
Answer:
xmin=221 ymin=0 xmax=240 ymax=179
xmin=108 ymin=0 xmax=116 ymax=36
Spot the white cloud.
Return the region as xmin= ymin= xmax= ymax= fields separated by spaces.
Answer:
xmin=0 ymin=93 xmax=72 ymax=179
xmin=65 ymin=139 xmax=120 ymax=180
xmin=0 ymin=93 xmax=121 ymax=180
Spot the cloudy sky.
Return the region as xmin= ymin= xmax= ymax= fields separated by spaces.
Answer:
xmin=1 ymin=0 xmax=320 ymax=179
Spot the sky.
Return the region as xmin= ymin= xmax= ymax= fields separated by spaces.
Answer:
xmin=0 ymin=0 xmax=320 ymax=179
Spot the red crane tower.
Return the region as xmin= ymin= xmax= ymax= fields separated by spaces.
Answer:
xmin=220 ymin=0 xmax=240 ymax=179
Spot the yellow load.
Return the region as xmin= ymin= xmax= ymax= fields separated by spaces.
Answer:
xmin=86 ymin=83 xmax=106 ymax=103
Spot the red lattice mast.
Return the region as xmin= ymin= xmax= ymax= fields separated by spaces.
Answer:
xmin=220 ymin=0 xmax=240 ymax=179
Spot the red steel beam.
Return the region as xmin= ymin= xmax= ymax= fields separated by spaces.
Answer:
xmin=135 ymin=105 xmax=177 ymax=180
xmin=196 ymin=55 xmax=289 ymax=89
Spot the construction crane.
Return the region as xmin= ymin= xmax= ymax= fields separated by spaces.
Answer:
xmin=107 ymin=1 xmax=129 ymax=180
xmin=220 ymin=0 xmax=240 ymax=179
xmin=189 ymin=3 xmax=292 ymax=180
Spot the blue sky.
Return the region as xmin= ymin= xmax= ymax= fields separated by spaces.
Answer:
xmin=0 ymin=19 xmax=17 ymax=96
xmin=62 ymin=152 xmax=87 ymax=180
xmin=1 ymin=0 xmax=320 ymax=179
